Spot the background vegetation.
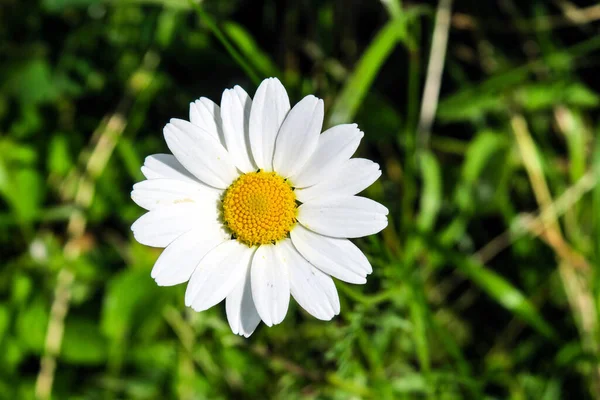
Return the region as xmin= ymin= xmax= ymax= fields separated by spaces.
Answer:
xmin=1 ymin=0 xmax=600 ymax=398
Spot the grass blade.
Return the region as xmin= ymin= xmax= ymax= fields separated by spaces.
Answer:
xmin=328 ymin=20 xmax=405 ymax=126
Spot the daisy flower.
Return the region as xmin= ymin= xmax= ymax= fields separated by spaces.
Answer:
xmin=131 ymin=77 xmax=388 ymax=337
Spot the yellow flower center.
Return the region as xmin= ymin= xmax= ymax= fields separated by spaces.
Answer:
xmin=222 ymin=171 xmax=297 ymax=246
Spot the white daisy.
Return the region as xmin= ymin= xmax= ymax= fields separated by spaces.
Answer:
xmin=131 ymin=77 xmax=388 ymax=337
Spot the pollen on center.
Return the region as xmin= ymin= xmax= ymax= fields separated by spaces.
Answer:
xmin=222 ymin=170 xmax=297 ymax=246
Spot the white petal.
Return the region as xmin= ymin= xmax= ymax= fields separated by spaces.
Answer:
xmin=226 ymin=265 xmax=261 ymax=337
xmin=141 ymin=154 xmax=198 ymax=184
xmin=290 ymin=124 xmax=363 ymax=188
xmin=278 ymin=240 xmax=340 ymax=320
xmin=163 ymin=119 xmax=238 ymax=189
xmin=221 ymin=86 xmax=256 ymax=172
xmin=131 ymin=204 xmax=211 ymax=248
xmin=290 ymin=224 xmax=372 ymax=284
xmin=131 ymin=178 xmax=221 ymax=211
xmin=151 ymin=226 xmax=230 ymax=286
xmin=251 ymin=244 xmax=290 ymax=327
xmin=185 ymin=240 xmax=255 ymax=311
xmin=297 ymin=196 xmax=388 ymax=238
xmin=249 ymin=77 xmax=290 ymax=171
xmin=189 ymin=97 xmax=224 ymax=145
xmin=295 ymin=159 xmax=381 ymax=203
xmin=273 ymin=95 xmax=324 ymax=177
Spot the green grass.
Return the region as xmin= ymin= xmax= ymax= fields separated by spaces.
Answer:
xmin=1 ymin=0 xmax=600 ymax=399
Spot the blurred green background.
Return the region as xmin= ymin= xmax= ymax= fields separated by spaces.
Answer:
xmin=2 ymin=0 xmax=600 ymax=398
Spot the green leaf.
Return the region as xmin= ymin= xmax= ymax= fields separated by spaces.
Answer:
xmin=42 ymin=0 xmax=96 ymax=11
xmin=417 ymin=151 xmax=442 ymax=231
xmin=188 ymin=2 xmax=260 ymax=84
xmin=11 ymin=274 xmax=33 ymax=305
xmin=355 ymin=94 xmax=402 ymax=143
xmin=16 ymin=297 xmax=49 ymax=353
xmin=593 ymin=129 xmax=600 ymax=259
xmin=391 ymin=373 xmax=428 ymax=394
xmin=101 ymin=267 xmax=163 ymax=341
xmin=437 ymin=94 xmax=505 ymax=123
xmin=461 ymin=131 xmax=509 ymax=185
xmin=419 ymin=233 xmax=557 ymax=339
xmin=453 ymin=253 xmax=557 ymax=339
xmin=13 ymin=168 xmax=44 ymax=222
xmin=130 ymin=341 xmax=177 ymax=372
xmin=155 ymin=8 xmax=181 ymax=48
xmin=437 ymin=69 xmax=530 ymax=123
xmin=560 ymin=109 xmax=587 ymax=183
xmin=455 ymin=131 xmax=509 ymax=213
xmin=0 ymin=337 xmax=25 ymax=374
xmin=107 ymin=0 xmax=190 ymax=9
xmin=408 ymin=282 xmax=431 ymax=375
xmin=382 ymin=0 xmax=404 ymax=21
xmin=0 ymin=138 xmax=37 ymax=165
xmin=223 ymin=22 xmax=279 ymax=79
xmin=61 ymin=319 xmax=108 ymax=365
xmin=0 ymin=140 xmax=43 ymax=225
xmin=564 ymin=82 xmax=600 ymax=108
xmin=117 ymin=138 xmax=144 ymax=182
xmin=0 ymin=305 xmax=10 ymax=344
xmin=515 ymin=81 xmax=599 ymax=111
xmin=2 ymin=59 xmax=59 ymax=105
xmin=328 ymin=20 xmax=405 ymax=126
xmin=47 ymin=134 xmax=73 ymax=177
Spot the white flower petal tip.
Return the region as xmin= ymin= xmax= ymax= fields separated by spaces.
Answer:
xmin=163 ymin=119 xmax=238 ymax=189
xmin=131 ymin=203 xmax=209 ymax=248
xmin=151 ymin=226 xmax=230 ymax=286
xmin=295 ymin=158 xmax=382 ymax=203
xmin=251 ymin=244 xmax=290 ymax=327
xmin=141 ymin=154 xmax=198 ymax=183
xmin=290 ymin=123 xmax=364 ymax=188
xmin=184 ymin=240 xmax=255 ymax=312
xmin=226 ymin=264 xmax=261 ymax=337
xmin=237 ymin=330 xmax=255 ymax=338
xmin=189 ymin=97 xmax=223 ymax=144
xmin=290 ymin=224 xmax=372 ymax=284
xmin=249 ymin=77 xmax=291 ymax=171
xmin=131 ymin=178 xmax=221 ymax=211
xmin=298 ymin=196 xmax=388 ymax=238
xmin=220 ymin=86 xmax=255 ymax=172
xmin=273 ymin=95 xmax=324 ymax=177
xmin=279 ymin=240 xmax=340 ymax=321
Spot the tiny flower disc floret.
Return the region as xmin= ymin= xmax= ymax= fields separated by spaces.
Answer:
xmin=222 ymin=170 xmax=297 ymax=246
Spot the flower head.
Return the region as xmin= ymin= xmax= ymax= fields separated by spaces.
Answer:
xmin=131 ymin=77 xmax=388 ymax=337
